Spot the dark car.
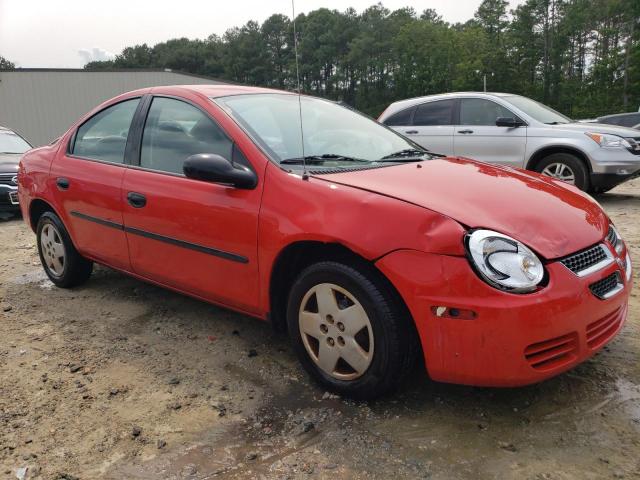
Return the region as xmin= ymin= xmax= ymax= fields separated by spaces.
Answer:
xmin=596 ymin=112 xmax=640 ymax=129
xmin=0 ymin=126 xmax=32 ymax=212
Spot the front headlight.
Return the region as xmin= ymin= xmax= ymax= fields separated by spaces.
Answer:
xmin=585 ymin=132 xmax=632 ymax=149
xmin=625 ymin=252 xmax=632 ymax=282
xmin=466 ymin=230 xmax=545 ymax=293
xmin=608 ymin=224 xmax=624 ymax=255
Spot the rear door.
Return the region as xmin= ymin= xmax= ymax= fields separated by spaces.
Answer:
xmin=453 ymin=98 xmax=527 ymax=167
xmin=50 ymin=97 xmax=144 ymax=270
xmin=121 ymin=95 xmax=263 ymax=314
xmin=402 ymin=99 xmax=456 ymax=155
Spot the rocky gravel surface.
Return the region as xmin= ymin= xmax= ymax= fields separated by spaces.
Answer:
xmin=1 ymin=179 xmax=639 ymax=479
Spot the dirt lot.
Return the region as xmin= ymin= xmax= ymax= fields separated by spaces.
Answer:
xmin=1 ymin=180 xmax=639 ymax=480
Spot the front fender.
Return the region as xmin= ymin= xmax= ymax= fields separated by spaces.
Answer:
xmin=257 ymin=164 xmax=466 ymax=311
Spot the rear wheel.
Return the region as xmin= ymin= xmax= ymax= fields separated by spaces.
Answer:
xmin=287 ymin=261 xmax=416 ymax=399
xmin=535 ymin=153 xmax=589 ymax=191
xmin=37 ymin=211 xmax=93 ymax=288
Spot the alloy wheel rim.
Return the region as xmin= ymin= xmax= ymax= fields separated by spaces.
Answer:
xmin=298 ymin=283 xmax=374 ymax=381
xmin=40 ymin=223 xmax=66 ymax=277
xmin=541 ymin=162 xmax=576 ymax=184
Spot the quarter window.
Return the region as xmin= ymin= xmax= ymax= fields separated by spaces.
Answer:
xmin=413 ymin=100 xmax=455 ymax=126
xmin=72 ymin=98 xmax=140 ymax=163
xmin=460 ymin=98 xmax=517 ymax=126
xmin=140 ymin=97 xmax=232 ymax=175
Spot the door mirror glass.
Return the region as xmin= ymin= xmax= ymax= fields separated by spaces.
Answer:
xmin=496 ymin=117 xmax=523 ymax=127
xmin=183 ymin=153 xmax=257 ymax=189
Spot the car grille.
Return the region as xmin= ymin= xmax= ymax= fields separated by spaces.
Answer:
xmin=0 ymin=173 xmax=17 ymax=185
xmin=586 ymin=307 xmax=624 ymax=349
xmin=524 ymin=332 xmax=578 ymax=371
xmin=606 ymin=227 xmax=617 ymax=245
xmin=0 ymin=193 xmax=13 ymax=206
xmin=589 ymin=272 xmax=623 ymax=300
xmin=625 ymin=137 xmax=640 ymax=155
xmin=560 ymin=244 xmax=611 ymax=276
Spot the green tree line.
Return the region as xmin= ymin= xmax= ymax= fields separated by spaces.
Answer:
xmin=22 ymin=0 xmax=640 ymax=118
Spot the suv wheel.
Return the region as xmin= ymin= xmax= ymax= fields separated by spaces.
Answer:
xmin=287 ymin=261 xmax=416 ymax=399
xmin=535 ymin=153 xmax=589 ymax=191
xmin=37 ymin=211 xmax=93 ymax=288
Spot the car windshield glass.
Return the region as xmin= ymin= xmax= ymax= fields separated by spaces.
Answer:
xmin=504 ymin=95 xmax=572 ymax=124
xmin=214 ymin=93 xmax=428 ymax=166
xmin=0 ymin=131 xmax=31 ymax=154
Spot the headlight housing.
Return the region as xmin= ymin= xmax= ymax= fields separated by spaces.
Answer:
xmin=585 ymin=132 xmax=632 ymax=149
xmin=466 ymin=230 xmax=545 ymax=293
xmin=607 ymin=224 xmax=624 ymax=255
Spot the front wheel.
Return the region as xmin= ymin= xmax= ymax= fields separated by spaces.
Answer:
xmin=37 ymin=211 xmax=93 ymax=288
xmin=287 ymin=261 xmax=416 ymax=399
xmin=535 ymin=153 xmax=589 ymax=191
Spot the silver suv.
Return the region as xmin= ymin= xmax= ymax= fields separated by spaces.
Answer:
xmin=379 ymin=92 xmax=640 ymax=193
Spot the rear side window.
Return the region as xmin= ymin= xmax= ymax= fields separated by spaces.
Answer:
xmin=413 ymin=100 xmax=455 ymax=126
xmin=383 ymin=107 xmax=415 ymax=126
xmin=460 ymin=98 xmax=516 ymax=126
xmin=72 ymin=99 xmax=140 ymax=163
xmin=140 ymin=97 xmax=232 ymax=175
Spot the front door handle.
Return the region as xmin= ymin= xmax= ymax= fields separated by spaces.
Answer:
xmin=405 ymin=130 xmax=418 ymax=135
xmin=56 ymin=177 xmax=70 ymax=190
xmin=457 ymin=129 xmax=474 ymax=134
xmin=127 ymin=192 xmax=147 ymax=208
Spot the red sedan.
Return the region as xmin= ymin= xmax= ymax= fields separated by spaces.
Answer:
xmin=18 ymin=85 xmax=632 ymax=399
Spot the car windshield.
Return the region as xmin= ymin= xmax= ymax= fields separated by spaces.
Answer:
xmin=214 ymin=93 xmax=428 ymax=167
xmin=0 ymin=131 xmax=31 ymax=154
xmin=504 ymin=95 xmax=572 ymax=125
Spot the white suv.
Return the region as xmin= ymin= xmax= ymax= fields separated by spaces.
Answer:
xmin=379 ymin=92 xmax=640 ymax=193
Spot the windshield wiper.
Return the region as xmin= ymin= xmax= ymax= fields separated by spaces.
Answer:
xmin=379 ymin=148 xmax=429 ymax=161
xmin=545 ymin=121 xmax=569 ymax=125
xmin=281 ymin=154 xmax=370 ymax=165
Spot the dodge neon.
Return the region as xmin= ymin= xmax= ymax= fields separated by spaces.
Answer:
xmin=18 ymin=85 xmax=632 ymax=399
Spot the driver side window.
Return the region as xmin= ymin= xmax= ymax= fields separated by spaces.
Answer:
xmin=140 ymin=97 xmax=233 ymax=175
xmin=460 ymin=98 xmax=517 ymax=126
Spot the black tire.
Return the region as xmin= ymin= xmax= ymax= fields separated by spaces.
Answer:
xmin=36 ymin=211 xmax=93 ymax=288
xmin=286 ymin=261 xmax=417 ymax=400
xmin=534 ymin=153 xmax=590 ymax=191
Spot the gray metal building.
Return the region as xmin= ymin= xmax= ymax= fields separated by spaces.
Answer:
xmin=0 ymin=69 xmax=228 ymax=146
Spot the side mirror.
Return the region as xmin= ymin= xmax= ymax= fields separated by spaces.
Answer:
xmin=183 ymin=153 xmax=257 ymax=189
xmin=496 ymin=117 xmax=524 ymax=128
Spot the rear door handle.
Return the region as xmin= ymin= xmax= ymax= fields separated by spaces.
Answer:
xmin=457 ymin=129 xmax=474 ymax=134
xmin=404 ymin=130 xmax=418 ymax=135
xmin=127 ymin=192 xmax=147 ymax=208
xmin=56 ymin=177 xmax=70 ymax=190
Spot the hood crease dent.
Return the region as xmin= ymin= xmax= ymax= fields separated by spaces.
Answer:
xmin=314 ymin=158 xmax=608 ymax=260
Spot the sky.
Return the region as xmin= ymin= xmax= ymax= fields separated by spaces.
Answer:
xmin=0 ymin=0 xmax=524 ymax=68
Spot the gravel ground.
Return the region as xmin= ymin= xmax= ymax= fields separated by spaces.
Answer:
xmin=1 ymin=179 xmax=639 ymax=480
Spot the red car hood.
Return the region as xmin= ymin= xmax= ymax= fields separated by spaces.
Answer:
xmin=316 ymin=158 xmax=609 ymax=259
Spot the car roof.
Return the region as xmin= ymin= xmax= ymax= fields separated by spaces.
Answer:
xmin=597 ymin=112 xmax=640 ymax=121
xmin=150 ymin=84 xmax=293 ymax=98
xmin=379 ymin=92 xmax=515 ymax=119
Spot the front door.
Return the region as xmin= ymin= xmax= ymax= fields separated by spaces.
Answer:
xmin=51 ymin=97 xmax=142 ymax=270
xmin=121 ymin=96 xmax=263 ymax=314
xmin=453 ymin=98 xmax=527 ymax=167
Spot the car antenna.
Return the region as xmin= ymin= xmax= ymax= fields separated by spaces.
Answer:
xmin=291 ymin=0 xmax=308 ymax=181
